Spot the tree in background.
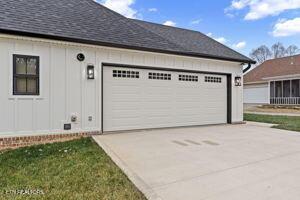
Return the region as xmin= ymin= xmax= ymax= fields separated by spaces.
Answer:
xmin=249 ymin=45 xmax=272 ymax=64
xmin=250 ymin=43 xmax=299 ymax=64
xmin=271 ymin=42 xmax=286 ymax=59
xmin=285 ymin=45 xmax=299 ymax=56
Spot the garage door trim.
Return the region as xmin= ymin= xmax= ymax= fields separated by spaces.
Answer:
xmin=101 ymin=63 xmax=232 ymax=132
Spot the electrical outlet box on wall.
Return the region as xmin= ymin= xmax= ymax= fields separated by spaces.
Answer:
xmin=70 ymin=113 xmax=80 ymax=124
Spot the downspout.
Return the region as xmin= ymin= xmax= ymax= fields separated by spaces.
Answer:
xmin=243 ymin=63 xmax=251 ymax=74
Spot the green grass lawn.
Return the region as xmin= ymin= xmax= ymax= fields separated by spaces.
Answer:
xmin=244 ymin=113 xmax=300 ymax=132
xmin=0 ymin=138 xmax=146 ymax=200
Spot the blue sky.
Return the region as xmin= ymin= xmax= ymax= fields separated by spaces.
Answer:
xmin=98 ymin=0 xmax=300 ymax=56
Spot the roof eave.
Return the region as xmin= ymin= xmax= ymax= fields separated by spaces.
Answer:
xmin=244 ymin=81 xmax=268 ymax=85
xmin=262 ymin=74 xmax=300 ymax=80
xmin=0 ymin=29 xmax=255 ymax=64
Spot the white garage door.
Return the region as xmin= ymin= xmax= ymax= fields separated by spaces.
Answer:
xmin=103 ymin=66 xmax=227 ymax=132
xmin=244 ymin=84 xmax=269 ymax=104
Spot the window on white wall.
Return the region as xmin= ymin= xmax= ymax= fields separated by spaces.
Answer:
xmin=13 ymin=54 xmax=40 ymax=95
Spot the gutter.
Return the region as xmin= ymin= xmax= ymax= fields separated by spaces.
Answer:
xmin=243 ymin=63 xmax=252 ymax=73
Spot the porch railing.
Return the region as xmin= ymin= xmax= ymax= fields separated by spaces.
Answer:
xmin=270 ymin=97 xmax=300 ymax=105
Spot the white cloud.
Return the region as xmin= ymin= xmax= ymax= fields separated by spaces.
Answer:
xmin=225 ymin=13 xmax=235 ymax=18
xmin=227 ymin=0 xmax=300 ymax=20
xmin=231 ymin=0 xmax=249 ymax=9
xmin=101 ymin=0 xmax=137 ymax=18
xmin=272 ymin=17 xmax=300 ymax=37
xmin=207 ymin=33 xmax=247 ymax=50
xmin=233 ymin=41 xmax=247 ymax=49
xmin=148 ymin=8 xmax=158 ymax=12
xmin=163 ymin=20 xmax=177 ymax=27
xmin=215 ymin=37 xmax=227 ymax=44
xmin=190 ymin=19 xmax=202 ymax=25
xmin=206 ymin=33 xmax=227 ymax=44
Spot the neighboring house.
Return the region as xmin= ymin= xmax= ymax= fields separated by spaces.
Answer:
xmin=244 ymin=55 xmax=300 ymax=105
xmin=0 ymin=0 xmax=254 ymax=137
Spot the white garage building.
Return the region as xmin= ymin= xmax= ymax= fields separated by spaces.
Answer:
xmin=0 ymin=0 xmax=254 ymax=137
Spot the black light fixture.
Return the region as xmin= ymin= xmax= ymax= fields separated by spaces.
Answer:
xmin=77 ymin=53 xmax=85 ymax=62
xmin=87 ymin=65 xmax=95 ymax=79
xmin=235 ymin=76 xmax=242 ymax=86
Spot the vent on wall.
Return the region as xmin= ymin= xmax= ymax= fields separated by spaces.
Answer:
xmin=113 ymin=70 xmax=139 ymax=78
xmin=205 ymin=76 xmax=222 ymax=83
xmin=149 ymin=72 xmax=171 ymax=80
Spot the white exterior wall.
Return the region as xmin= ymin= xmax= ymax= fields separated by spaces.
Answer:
xmin=243 ymin=83 xmax=269 ymax=104
xmin=0 ymin=34 xmax=243 ymax=136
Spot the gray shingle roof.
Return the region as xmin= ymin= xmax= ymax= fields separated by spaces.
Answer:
xmin=0 ymin=0 xmax=254 ymax=64
xmin=132 ymin=19 xmax=253 ymax=63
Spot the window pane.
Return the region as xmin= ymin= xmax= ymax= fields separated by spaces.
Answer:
xmin=270 ymin=82 xmax=275 ymax=98
xmin=16 ymin=78 xmax=27 ymax=93
xmin=27 ymin=78 xmax=37 ymax=93
xmin=16 ymin=58 xmax=26 ymax=74
xmin=292 ymin=80 xmax=300 ymax=97
xmin=27 ymin=58 xmax=37 ymax=75
xmin=275 ymin=81 xmax=282 ymax=97
xmin=283 ymin=80 xmax=290 ymax=97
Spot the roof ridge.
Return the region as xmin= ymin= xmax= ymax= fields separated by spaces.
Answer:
xmin=89 ymin=0 xmax=127 ymax=19
xmin=131 ymin=19 xmax=191 ymax=52
xmin=90 ymin=1 xmax=187 ymax=52
xmin=131 ymin=19 xmax=252 ymax=62
xmin=132 ymin=19 xmax=206 ymax=34
xmin=264 ymin=54 xmax=300 ymax=63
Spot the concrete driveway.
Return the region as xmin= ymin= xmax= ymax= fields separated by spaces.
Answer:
xmin=93 ymin=123 xmax=300 ymax=200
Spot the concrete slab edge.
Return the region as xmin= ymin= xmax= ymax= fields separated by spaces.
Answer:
xmin=92 ymin=136 xmax=163 ymax=200
xmin=245 ymin=121 xmax=277 ymax=128
xmin=245 ymin=111 xmax=300 ymax=117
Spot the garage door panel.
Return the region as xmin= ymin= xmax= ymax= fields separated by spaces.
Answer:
xmin=111 ymin=87 xmax=142 ymax=95
xmin=111 ymin=119 xmax=141 ymax=128
xmin=111 ymin=95 xmax=141 ymax=102
xmin=145 ymin=105 xmax=173 ymax=111
xmin=109 ymin=102 xmax=142 ymax=110
xmin=146 ymin=110 xmax=173 ymax=117
xmin=103 ymin=67 xmax=227 ymax=132
xmin=109 ymin=109 xmax=142 ymax=116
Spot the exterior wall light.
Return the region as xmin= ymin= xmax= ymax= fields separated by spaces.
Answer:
xmin=87 ymin=65 xmax=95 ymax=80
xmin=235 ymin=76 xmax=242 ymax=86
xmin=77 ymin=53 xmax=85 ymax=62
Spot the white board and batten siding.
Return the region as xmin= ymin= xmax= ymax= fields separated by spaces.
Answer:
xmin=243 ymin=83 xmax=269 ymax=104
xmin=0 ymin=34 xmax=244 ymax=136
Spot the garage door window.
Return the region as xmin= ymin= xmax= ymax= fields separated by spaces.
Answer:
xmin=113 ymin=70 xmax=139 ymax=78
xmin=205 ymin=76 xmax=222 ymax=83
xmin=179 ymin=74 xmax=198 ymax=82
xmin=149 ymin=72 xmax=171 ymax=80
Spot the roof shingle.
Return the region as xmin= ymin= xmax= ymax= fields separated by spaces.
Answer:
xmin=0 ymin=0 xmax=254 ymax=64
xmin=244 ymin=54 xmax=300 ymax=84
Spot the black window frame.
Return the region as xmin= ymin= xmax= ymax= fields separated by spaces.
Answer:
xmin=13 ymin=54 xmax=40 ymax=96
xmin=179 ymin=74 xmax=198 ymax=82
xmin=148 ymin=72 xmax=171 ymax=80
xmin=205 ymin=76 xmax=222 ymax=83
xmin=112 ymin=70 xmax=139 ymax=79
